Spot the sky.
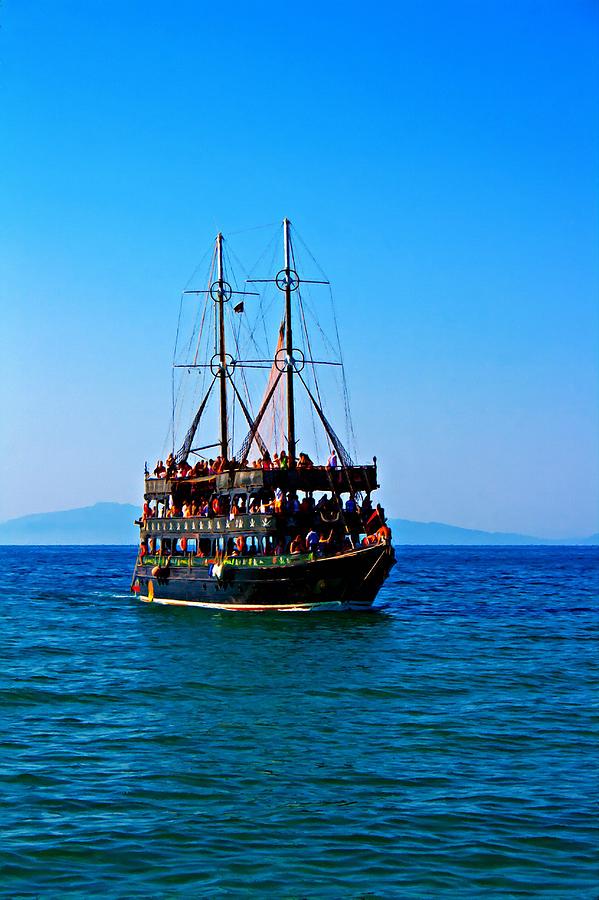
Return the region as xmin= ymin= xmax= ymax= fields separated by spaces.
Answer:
xmin=1 ymin=0 xmax=598 ymax=538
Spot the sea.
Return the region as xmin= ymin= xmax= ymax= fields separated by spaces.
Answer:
xmin=1 ymin=545 xmax=597 ymax=898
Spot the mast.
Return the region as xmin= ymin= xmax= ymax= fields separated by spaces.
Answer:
xmin=283 ymin=217 xmax=296 ymax=466
xmin=216 ymin=232 xmax=228 ymax=459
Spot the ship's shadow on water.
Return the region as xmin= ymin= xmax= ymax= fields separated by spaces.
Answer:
xmin=1 ymin=545 xmax=598 ymax=898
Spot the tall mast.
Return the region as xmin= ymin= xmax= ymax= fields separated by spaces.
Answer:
xmin=216 ymin=232 xmax=228 ymax=459
xmin=283 ymin=217 xmax=296 ymax=466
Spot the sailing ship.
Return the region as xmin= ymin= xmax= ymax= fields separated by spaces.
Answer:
xmin=131 ymin=219 xmax=395 ymax=611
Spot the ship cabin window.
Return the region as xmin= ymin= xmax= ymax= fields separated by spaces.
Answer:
xmin=210 ymin=494 xmax=229 ymax=518
xmin=248 ymin=493 xmax=261 ymax=514
xmin=245 ymin=535 xmax=260 ymax=556
xmin=162 ymin=537 xmax=172 ymax=556
xmin=222 ymin=534 xmax=267 ymax=557
xmin=187 ymin=538 xmax=197 ymax=554
xmin=155 ymin=537 xmax=161 ymax=552
xmin=198 ymin=538 xmax=212 ymax=557
xmin=244 ymin=491 xmax=274 ymax=514
xmin=230 ymin=493 xmax=247 ymax=515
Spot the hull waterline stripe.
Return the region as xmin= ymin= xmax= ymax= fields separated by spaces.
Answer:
xmin=138 ymin=595 xmax=370 ymax=611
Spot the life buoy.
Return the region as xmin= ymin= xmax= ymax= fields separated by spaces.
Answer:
xmin=320 ymin=509 xmax=339 ymax=523
xmin=151 ymin=557 xmax=171 ymax=584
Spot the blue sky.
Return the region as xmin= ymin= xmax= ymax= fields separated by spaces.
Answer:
xmin=1 ymin=1 xmax=597 ymax=537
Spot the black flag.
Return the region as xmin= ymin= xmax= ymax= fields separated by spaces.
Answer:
xmin=233 ymin=300 xmax=244 ymax=314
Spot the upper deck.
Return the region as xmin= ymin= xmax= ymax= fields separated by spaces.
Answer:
xmin=144 ymin=464 xmax=378 ymax=500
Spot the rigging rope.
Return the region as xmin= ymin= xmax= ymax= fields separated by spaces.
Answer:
xmin=237 ymin=371 xmax=284 ymax=463
xmin=175 ymin=374 xmax=218 ymax=464
xmin=296 ymin=370 xmax=354 ymax=468
xmin=292 ymin=224 xmax=358 ymax=459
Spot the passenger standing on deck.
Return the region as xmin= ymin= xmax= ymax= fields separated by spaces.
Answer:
xmin=165 ymin=453 xmax=176 ymax=479
xmin=317 ymin=529 xmax=335 ymax=556
xmin=306 ymin=527 xmax=319 ymax=553
xmin=297 ymin=452 xmax=314 ymax=469
xmin=289 ymin=534 xmax=306 ymax=554
xmin=327 ymin=449 xmax=338 ymax=469
xmin=316 ymin=493 xmax=330 ymax=512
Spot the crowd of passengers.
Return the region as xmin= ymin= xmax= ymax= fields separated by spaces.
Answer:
xmin=140 ymin=488 xmax=390 ymax=555
xmin=143 ymin=489 xmax=370 ymax=524
xmin=151 ymin=449 xmax=336 ymax=480
xmin=141 ymin=520 xmax=390 ymax=563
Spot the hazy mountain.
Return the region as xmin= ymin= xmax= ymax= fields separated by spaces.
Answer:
xmin=0 ymin=503 xmax=596 ymax=546
xmin=388 ymin=519 xmax=598 ymax=546
xmin=0 ymin=502 xmax=139 ymax=545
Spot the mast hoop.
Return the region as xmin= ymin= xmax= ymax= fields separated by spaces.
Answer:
xmin=275 ymin=347 xmax=305 ymax=373
xmin=210 ymin=353 xmax=236 ymax=377
xmin=275 ymin=268 xmax=300 ymax=292
xmin=210 ymin=280 xmax=233 ymax=302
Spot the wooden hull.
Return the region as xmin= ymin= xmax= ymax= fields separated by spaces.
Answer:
xmin=132 ymin=543 xmax=395 ymax=612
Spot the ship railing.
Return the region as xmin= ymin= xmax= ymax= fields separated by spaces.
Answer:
xmin=217 ymin=464 xmax=378 ymax=493
xmin=140 ymin=510 xmax=368 ymax=542
xmin=144 ymin=474 xmax=216 ymax=496
xmin=144 ymin=464 xmax=378 ymax=498
xmin=142 ymin=513 xmax=278 ymax=536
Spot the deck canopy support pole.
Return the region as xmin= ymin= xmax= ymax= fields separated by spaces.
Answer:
xmin=216 ymin=233 xmax=229 ymax=460
xmin=283 ymin=218 xmax=296 ymax=467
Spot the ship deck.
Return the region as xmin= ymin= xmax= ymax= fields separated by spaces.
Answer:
xmin=132 ymin=542 xmax=395 ymax=611
xmin=144 ymin=464 xmax=378 ymax=500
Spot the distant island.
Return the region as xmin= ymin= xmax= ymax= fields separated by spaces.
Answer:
xmin=0 ymin=502 xmax=596 ymax=546
xmin=0 ymin=503 xmax=140 ymax=545
xmin=388 ymin=518 xmax=598 ymax=546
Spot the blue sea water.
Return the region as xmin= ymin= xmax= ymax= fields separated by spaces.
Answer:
xmin=1 ymin=546 xmax=597 ymax=898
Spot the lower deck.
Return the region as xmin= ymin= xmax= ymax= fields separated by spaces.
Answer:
xmin=132 ymin=543 xmax=395 ymax=611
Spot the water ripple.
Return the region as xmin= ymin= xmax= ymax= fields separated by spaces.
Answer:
xmin=0 ymin=545 xmax=597 ymax=897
